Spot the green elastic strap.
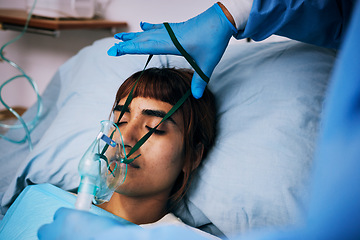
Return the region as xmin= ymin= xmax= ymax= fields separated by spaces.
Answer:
xmin=120 ymin=23 xmax=209 ymax=161
xmin=163 ymin=22 xmax=209 ymax=84
xmin=126 ymin=89 xmax=191 ymax=159
xmin=115 ymin=54 xmax=153 ymax=164
xmin=117 ymin=54 xmax=154 ymax=124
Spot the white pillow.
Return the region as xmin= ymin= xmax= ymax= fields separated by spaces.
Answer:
xmin=175 ymin=41 xmax=336 ymax=237
xmin=0 ymin=38 xmax=336 ymax=238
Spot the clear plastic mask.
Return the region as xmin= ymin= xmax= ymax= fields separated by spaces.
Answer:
xmin=77 ymin=119 xmax=128 ymax=206
xmin=93 ymin=120 xmax=128 ymax=204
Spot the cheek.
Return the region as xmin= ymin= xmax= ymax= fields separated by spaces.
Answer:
xmin=146 ymin=137 xmax=185 ymax=171
xmin=115 ymin=135 xmax=185 ymax=195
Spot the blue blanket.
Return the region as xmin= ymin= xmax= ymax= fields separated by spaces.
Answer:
xmin=0 ymin=184 xmax=135 ymax=239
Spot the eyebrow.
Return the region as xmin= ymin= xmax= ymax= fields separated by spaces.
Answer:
xmin=142 ymin=109 xmax=177 ymax=125
xmin=113 ymin=105 xmax=129 ymax=113
xmin=114 ymin=105 xmax=177 ymax=125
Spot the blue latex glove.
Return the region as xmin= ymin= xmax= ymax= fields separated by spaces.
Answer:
xmin=107 ymin=3 xmax=237 ymax=99
xmin=37 ymin=207 xmax=129 ymax=240
xmin=38 ymin=208 xmax=211 ymax=240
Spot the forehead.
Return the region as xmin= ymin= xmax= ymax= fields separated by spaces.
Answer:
xmin=118 ymin=97 xmax=171 ymax=111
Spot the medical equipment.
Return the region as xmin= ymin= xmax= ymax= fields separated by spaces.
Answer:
xmin=75 ymin=120 xmax=127 ymax=210
xmin=74 ymin=56 xmax=154 ymax=211
xmin=26 ymin=0 xmax=96 ymax=19
xmin=0 ymin=0 xmax=42 ymax=151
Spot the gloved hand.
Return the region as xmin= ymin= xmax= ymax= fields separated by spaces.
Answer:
xmin=38 ymin=208 xmax=212 ymax=240
xmin=107 ymin=3 xmax=237 ymax=99
xmin=37 ymin=207 xmax=126 ymax=240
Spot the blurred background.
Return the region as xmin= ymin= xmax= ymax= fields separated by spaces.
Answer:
xmin=0 ymin=0 xmax=285 ymax=111
xmin=0 ymin=0 xmax=213 ymax=111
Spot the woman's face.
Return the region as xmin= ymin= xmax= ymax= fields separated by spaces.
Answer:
xmin=112 ymin=97 xmax=185 ymax=199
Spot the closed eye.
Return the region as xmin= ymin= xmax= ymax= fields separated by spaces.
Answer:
xmin=146 ymin=126 xmax=165 ymax=135
xmin=116 ymin=121 xmax=127 ymax=127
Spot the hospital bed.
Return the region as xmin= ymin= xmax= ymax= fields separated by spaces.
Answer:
xmin=0 ymin=38 xmax=336 ymax=239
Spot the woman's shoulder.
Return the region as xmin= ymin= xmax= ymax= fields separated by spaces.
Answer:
xmin=140 ymin=213 xmax=221 ymax=239
xmin=140 ymin=213 xmax=183 ymax=227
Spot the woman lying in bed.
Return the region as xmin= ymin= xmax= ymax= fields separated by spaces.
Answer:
xmin=1 ymin=67 xmax=218 ymax=239
xmin=93 ymin=67 xmax=218 ymax=237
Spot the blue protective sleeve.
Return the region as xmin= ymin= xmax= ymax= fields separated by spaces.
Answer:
xmin=235 ymin=0 xmax=355 ymax=49
xmin=304 ymin=0 xmax=360 ymax=238
xmin=235 ymin=1 xmax=360 ymax=239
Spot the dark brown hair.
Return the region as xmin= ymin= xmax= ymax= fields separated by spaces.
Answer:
xmin=113 ymin=67 xmax=216 ymax=209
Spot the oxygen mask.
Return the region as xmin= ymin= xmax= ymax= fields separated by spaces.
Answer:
xmin=75 ymin=120 xmax=128 ymax=210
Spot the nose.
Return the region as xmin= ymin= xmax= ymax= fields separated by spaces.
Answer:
xmin=118 ymin=121 xmax=141 ymax=156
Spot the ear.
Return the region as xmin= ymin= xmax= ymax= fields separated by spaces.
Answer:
xmin=183 ymin=143 xmax=204 ymax=172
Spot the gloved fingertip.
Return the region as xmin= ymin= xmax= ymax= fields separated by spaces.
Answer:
xmin=37 ymin=224 xmax=47 ymax=239
xmin=107 ymin=45 xmax=118 ymax=56
xmin=191 ymin=77 xmax=207 ymax=99
xmin=192 ymin=88 xmax=204 ymax=99
xmin=114 ymin=33 xmax=123 ymax=40
xmin=140 ymin=21 xmax=150 ymax=30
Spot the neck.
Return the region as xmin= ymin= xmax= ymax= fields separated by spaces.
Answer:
xmin=97 ymin=192 xmax=169 ymax=225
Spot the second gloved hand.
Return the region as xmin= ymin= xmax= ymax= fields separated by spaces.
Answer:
xmin=38 ymin=208 xmax=215 ymax=240
xmin=107 ymin=3 xmax=237 ymax=99
xmin=37 ymin=207 xmax=129 ymax=240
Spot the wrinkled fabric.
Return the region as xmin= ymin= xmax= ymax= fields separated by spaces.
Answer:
xmin=236 ymin=0 xmax=354 ymax=49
